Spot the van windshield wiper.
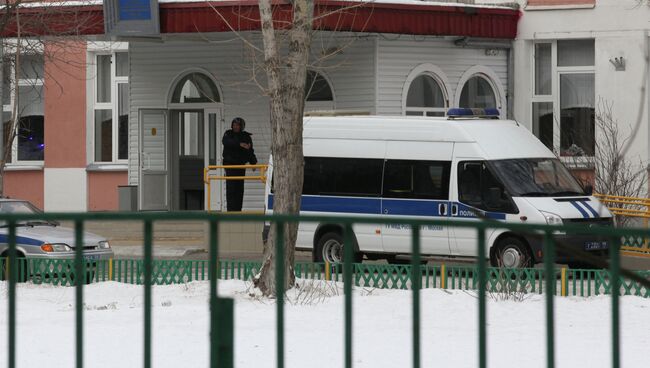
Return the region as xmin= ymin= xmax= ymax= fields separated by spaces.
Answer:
xmin=518 ymin=192 xmax=550 ymax=197
xmin=551 ymin=191 xmax=585 ymax=197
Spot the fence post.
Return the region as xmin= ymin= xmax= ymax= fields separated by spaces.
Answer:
xmin=411 ymin=226 xmax=421 ymax=368
xmin=8 ymin=220 xmax=17 ymax=368
xmin=543 ymin=231 xmax=555 ymax=368
xmin=74 ymin=220 xmax=84 ymax=368
xmin=477 ymin=228 xmax=487 ymax=368
xmin=343 ymin=223 xmax=354 ymax=368
xmin=275 ymin=222 xmax=285 ymax=368
xmin=610 ymin=235 xmax=620 ymax=368
xmin=143 ymin=220 xmax=153 ymax=368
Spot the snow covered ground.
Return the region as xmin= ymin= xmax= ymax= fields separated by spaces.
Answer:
xmin=1 ymin=280 xmax=649 ymax=368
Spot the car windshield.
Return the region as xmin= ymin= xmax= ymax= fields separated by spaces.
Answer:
xmin=489 ymin=158 xmax=586 ymax=197
xmin=0 ymin=201 xmax=56 ymax=226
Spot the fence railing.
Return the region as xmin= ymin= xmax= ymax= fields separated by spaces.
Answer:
xmin=595 ymin=193 xmax=650 ymax=256
xmin=4 ymin=258 xmax=649 ymax=298
xmin=2 ymin=211 xmax=650 ymax=368
xmin=203 ymin=164 xmax=269 ymax=211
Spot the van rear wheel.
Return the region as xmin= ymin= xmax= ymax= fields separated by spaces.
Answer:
xmin=493 ymin=237 xmax=533 ymax=268
xmin=314 ymin=232 xmax=362 ymax=264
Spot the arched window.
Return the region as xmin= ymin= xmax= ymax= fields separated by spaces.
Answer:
xmin=459 ymin=75 xmax=497 ymax=109
xmin=405 ymin=74 xmax=447 ymax=117
xmin=170 ymin=72 xmax=221 ymax=104
xmin=305 ymin=70 xmax=333 ymax=102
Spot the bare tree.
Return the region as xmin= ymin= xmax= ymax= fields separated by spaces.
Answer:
xmin=252 ymin=0 xmax=314 ymax=296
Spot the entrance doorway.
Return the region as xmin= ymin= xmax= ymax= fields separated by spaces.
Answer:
xmin=138 ymin=70 xmax=223 ymax=211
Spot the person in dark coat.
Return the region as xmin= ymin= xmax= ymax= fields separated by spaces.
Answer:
xmin=222 ymin=117 xmax=257 ymax=211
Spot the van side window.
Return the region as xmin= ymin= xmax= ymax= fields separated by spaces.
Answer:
xmin=383 ymin=160 xmax=451 ymax=200
xmin=457 ymin=161 xmax=517 ymax=214
xmin=303 ymin=157 xmax=383 ymax=197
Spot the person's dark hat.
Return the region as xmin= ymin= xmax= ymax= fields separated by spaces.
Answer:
xmin=232 ymin=117 xmax=246 ymax=130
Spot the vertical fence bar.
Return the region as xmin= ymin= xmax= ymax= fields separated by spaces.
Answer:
xmin=343 ymin=224 xmax=354 ymax=368
xmin=8 ymin=221 xmax=17 ymax=368
xmin=74 ymin=220 xmax=84 ymax=368
xmin=209 ymin=219 xmax=221 ymax=368
xmin=543 ymin=231 xmax=555 ymax=368
xmin=143 ymin=220 xmax=153 ymax=368
xmin=275 ymin=222 xmax=285 ymax=368
xmin=477 ymin=227 xmax=487 ymax=368
xmin=411 ymin=226 xmax=421 ymax=368
xmin=610 ymin=235 xmax=620 ymax=368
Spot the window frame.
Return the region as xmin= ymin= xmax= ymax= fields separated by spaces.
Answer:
xmin=382 ymin=159 xmax=451 ymax=200
xmin=531 ymin=40 xmax=595 ymax=159
xmin=2 ymin=52 xmax=45 ymax=166
xmin=402 ymin=64 xmax=450 ymax=117
xmin=304 ymin=70 xmax=335 ymax=112
xmin=91 ymin=51 xmax=129 ymax=164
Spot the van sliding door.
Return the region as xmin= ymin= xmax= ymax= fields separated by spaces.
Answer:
xmin=380 ymin=142 xmax=453 ymax=256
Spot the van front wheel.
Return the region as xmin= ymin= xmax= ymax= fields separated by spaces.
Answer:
xmin=492 ymin=237 xmax=533 ymax=268
xmin=314 ymin=232 xmax=362 ymax=264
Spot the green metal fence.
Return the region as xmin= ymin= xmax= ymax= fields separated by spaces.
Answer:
xmin=3 ymin=257 xmax=650 ymax=297
xmin=2 ymin=211 xmax=650 ymax=368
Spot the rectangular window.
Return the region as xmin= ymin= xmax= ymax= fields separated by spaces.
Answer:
xmin=303 ymin=157 xmax=383 ymax=197
xmin=531 ymin=40 xmax=594 ymax=157
xmin=96 ymin=54 xmax=111 ymax=103
xmin=532 ymin=102 xmax=553 ymax=150
xmin=558 ymin=40 xmax=594 ymax=67
xmin=94 ymin=109 xmax=112 ymax=162
xmin=92 ymin=51 xmax=129 ymax=163
xmin=535 ymin=43 xmax=552 ymax=95
xmin=560 ymin=73 xmax=595 ymax=156
xmin=2 ymin=53 xmax=45 ymax=164
xmin=383 ymin=160 xmax=451 ymax=200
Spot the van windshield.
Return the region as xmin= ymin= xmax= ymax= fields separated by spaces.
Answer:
xmin=489 ymin=158 xmax=586 ymax=197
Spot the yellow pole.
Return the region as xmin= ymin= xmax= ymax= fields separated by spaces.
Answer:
xmin=109 ymin=258 xmax=113 ymax=281
xmin=325 ymin=261 xmax=331 ymax=281
xmin=207 ymin=179 xmax=212 ymax=212
xmin=441 ymin=263 xmax=446 ymax=289
xmin=561 ymin=267 xmax=567 ymax=297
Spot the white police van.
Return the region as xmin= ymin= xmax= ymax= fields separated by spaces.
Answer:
xmin=264 ymin=109 xmax=613 ymax=268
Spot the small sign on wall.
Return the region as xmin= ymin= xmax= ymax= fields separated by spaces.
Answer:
xmin=104 ymin=0 xmax=160 ymax=37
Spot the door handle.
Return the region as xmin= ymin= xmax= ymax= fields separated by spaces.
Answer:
xmin=438 ymin=203 xmax=447 ymax=216
xmin=451 ymin=204 xmax=458 ymax=216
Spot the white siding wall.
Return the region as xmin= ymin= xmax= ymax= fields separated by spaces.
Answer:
xmin=128 ymin=33 xmax=375 ymax=210
xmin=376 ymin=36 xmax=509 ymax=116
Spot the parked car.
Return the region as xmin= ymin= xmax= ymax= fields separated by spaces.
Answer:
xmin=0 ymin=199 xmax=113 ymax=281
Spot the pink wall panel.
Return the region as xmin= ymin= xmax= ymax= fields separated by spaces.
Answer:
xmin=87 ymin=171 xmax=128 ymax=211
xmin=4 ymin=171 xmax=44 ymax=209
xmin=44 ymin=42 xmax=87 ymax=168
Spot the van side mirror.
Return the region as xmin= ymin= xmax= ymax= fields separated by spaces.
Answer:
xmin=584 ymin=184 xmax=593 ymax=196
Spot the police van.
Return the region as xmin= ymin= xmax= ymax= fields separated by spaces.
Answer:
xmin=264 ymin=109 xmax=613 ymax=268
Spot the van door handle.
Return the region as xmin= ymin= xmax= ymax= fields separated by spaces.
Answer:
xmin=438 ymin=203 xmax=447 ymax=216
xmin=451 ymin=204 xmax=458 ymax=216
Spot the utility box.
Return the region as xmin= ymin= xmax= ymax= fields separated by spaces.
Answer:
xmin=118 ymin=185 xmax=138 ymax=211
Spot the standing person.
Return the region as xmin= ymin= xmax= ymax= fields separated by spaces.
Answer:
xmin=222 ymin=117 xmax=257 ymax=211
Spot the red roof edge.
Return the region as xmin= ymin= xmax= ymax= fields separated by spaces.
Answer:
xmin=1 ymin=1 xmax=519 ymax=39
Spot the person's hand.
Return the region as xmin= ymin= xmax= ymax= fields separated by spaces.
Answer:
xmin=240 ymin=143 xmax=250 ymax=149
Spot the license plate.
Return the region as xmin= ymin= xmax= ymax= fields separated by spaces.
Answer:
xmin=584 ymin=241 xmax=608 ymax=251
xmin=84 ymin=255 xmax=100 ymax=261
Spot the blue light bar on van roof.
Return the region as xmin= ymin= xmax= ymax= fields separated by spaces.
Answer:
xmin=447 ymin=108 xmax=500 ymax=118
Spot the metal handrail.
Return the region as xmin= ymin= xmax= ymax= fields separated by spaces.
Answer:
xmin=203 ymin=164 xmax=269 ymax=212
xmin=594 ymin=193 xmax=650 ymax=254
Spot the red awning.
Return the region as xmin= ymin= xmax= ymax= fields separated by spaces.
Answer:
xmin=2 ymin=1 xmax=519 ymax=39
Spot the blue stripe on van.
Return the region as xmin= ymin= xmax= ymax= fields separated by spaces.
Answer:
xmin=382 ymin=198 xmax=445 ymax=217
xmin=268 ymin=194 xmax=381 ymax=215
xmin=268 ymin=194 xmax=506 ymax=220
xmin=569 ymin=201 xmax=590 ymax=218
xmin=0 ymin=234 xmax=44 ymax=246
xmin=577 ymin=200 xmax=599 ymax=218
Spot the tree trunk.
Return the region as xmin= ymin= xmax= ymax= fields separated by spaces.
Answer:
xmin=253 ymin=0 xmax=313 ymax=297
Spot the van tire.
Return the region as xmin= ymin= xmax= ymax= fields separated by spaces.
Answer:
xmin=314 ymin=232 xmax=362 ymax=264
xmin=492 ymin=237 xmax=533 ymax=268
xmin=0 ymin=252 xmax=28 ymax=282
